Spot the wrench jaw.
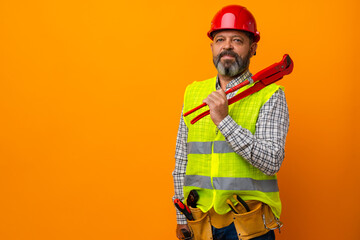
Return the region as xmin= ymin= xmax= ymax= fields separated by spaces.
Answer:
xmin=251 ymin=54 xmax=293 ymax=82
xmin=283 ymin=54 xmax=294 ymax=75
xmin=276 ymin=54 xmax=293 ymax=74
xmin=285 ymin=54 xmax=292 ymax=67
xmin=261 ymin=54 xmax=293 ymax=85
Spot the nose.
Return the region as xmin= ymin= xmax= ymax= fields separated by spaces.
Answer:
xmin=222 ymin=39 xmax=234 ymax=50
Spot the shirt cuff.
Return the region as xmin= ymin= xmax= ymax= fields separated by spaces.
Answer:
xmin=217 ymin=115 xmax=239 ymax=138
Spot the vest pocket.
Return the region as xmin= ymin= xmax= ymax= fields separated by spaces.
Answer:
xmin=187 ymin=207 xmax=212 ymax=240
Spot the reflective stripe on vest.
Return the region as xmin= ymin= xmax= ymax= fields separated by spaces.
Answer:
xmin=185 ymin=175 xmax=279 ymax=192
xmin=187 ymin=141 xmax=234 ymax=154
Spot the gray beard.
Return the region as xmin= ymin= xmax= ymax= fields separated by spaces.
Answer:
xmin=213 ymin=51 xmax=251 ymax=77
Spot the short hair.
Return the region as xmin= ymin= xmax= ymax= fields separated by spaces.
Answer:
xmin=242 ymin=31 xmax=255 ymax=45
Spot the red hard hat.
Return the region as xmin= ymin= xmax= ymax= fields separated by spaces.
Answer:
xmin=207 ymin=5 xmax=260 ymax=42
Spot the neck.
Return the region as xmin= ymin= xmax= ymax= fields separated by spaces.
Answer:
xmin=218 ymin=69 xmax=247 ymax=91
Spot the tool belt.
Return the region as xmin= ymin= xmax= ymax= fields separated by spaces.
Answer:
xmin=186 ymin=199 xmax=282 ymax=240
xmin=186 ymin=207 xmax=212 ymax=240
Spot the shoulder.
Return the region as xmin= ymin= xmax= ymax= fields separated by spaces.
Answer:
xmin=263 ymin=87 xmax=288 ymax=111
xmin=255 ymin=83 xmax=282 ymax=102
xmin=267 ymin=86 xmax=286 ymax=100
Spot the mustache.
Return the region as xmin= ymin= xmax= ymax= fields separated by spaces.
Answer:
xmin=218 ymin=50 xmax=239 ymax=59
xmin=214 ymin=50 xmax=241 ymax=66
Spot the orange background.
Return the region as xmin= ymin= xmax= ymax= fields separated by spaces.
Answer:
xmin=0 ymin=0 xmax=359 ymax=239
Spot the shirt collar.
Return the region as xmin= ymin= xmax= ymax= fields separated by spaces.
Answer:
xmin=216 ymin=70 xmax=253 ymax=91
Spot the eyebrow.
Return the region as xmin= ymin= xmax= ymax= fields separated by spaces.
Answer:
xmin=214 ymin=34 xmax=245 ymax=40
xmin=232 ymin=35 xmax=244 ymax=40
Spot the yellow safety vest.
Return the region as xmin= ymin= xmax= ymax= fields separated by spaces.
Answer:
xmin=183 ymin=76 xmax=283 ymax=218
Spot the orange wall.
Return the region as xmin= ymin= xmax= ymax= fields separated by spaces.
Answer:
xmin=0 ymin=0 xmax=359 ymax=239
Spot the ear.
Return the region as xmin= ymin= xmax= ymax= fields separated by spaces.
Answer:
xmin=250 ymin=42 xmax=258 ymax=57
xmin=210 ymin=42 xmax=213 ymax=51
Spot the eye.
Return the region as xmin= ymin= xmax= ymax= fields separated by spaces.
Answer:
xmin=233 ymin=38 xmax=243 ymax=44
xmin=215 ymin=38 xmax=224 ymax=43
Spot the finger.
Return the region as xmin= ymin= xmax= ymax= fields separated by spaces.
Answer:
xmin=214 ymin=89 xmax=227 ymax=99
xmin=209 ymin=93 xmax=227 ymax=105
xmin=208 ymin=89 xmax=226 ymax=99
xmin=216 ymin=88 xmax=226 ymax=95
xmin=202 ymin=96 xmax=214 ymax=105
xmin=211 ymin=93 xmax=225 ymax=103
xmin=203 ymin=90 xmax=227 ymax=107
xmin=207 ymin=91 xmax=222 ymax=102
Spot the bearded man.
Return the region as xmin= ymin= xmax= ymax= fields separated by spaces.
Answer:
xmin=172 ymin=5 xmax=289 ymax=240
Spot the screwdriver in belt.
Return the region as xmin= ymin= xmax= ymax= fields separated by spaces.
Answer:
xmin=174 ymin=199 xmax=194 ymax=221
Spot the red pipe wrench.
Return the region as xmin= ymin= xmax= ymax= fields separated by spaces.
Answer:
xmin=184 ymin=54 xmax=294 ymax=124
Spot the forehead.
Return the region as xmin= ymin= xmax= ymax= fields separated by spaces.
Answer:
xmin=213 ymin=30 xmax=248 ymax=39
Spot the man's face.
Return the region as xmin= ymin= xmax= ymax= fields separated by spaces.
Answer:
xmin=211 ymin=30 xmax=257 ymax=77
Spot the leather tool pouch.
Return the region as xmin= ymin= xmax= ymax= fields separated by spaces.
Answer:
xmin=186 ymin=207 xmax=212 ymax=240
xmin=232 ymin=200 xmax=283 ymax=240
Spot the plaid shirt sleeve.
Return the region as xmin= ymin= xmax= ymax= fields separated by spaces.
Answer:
xmin=172 ymin=108 xmax=188 ymax=225
xmin=217 ymin=88 xmax=289 ymax=176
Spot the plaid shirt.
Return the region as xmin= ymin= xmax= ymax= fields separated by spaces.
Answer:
xmin=172 ymin=71 xmax=290 ymax=224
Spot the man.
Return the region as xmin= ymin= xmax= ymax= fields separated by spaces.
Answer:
xmin=173 ymin=5 xmax=289 ymax=240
